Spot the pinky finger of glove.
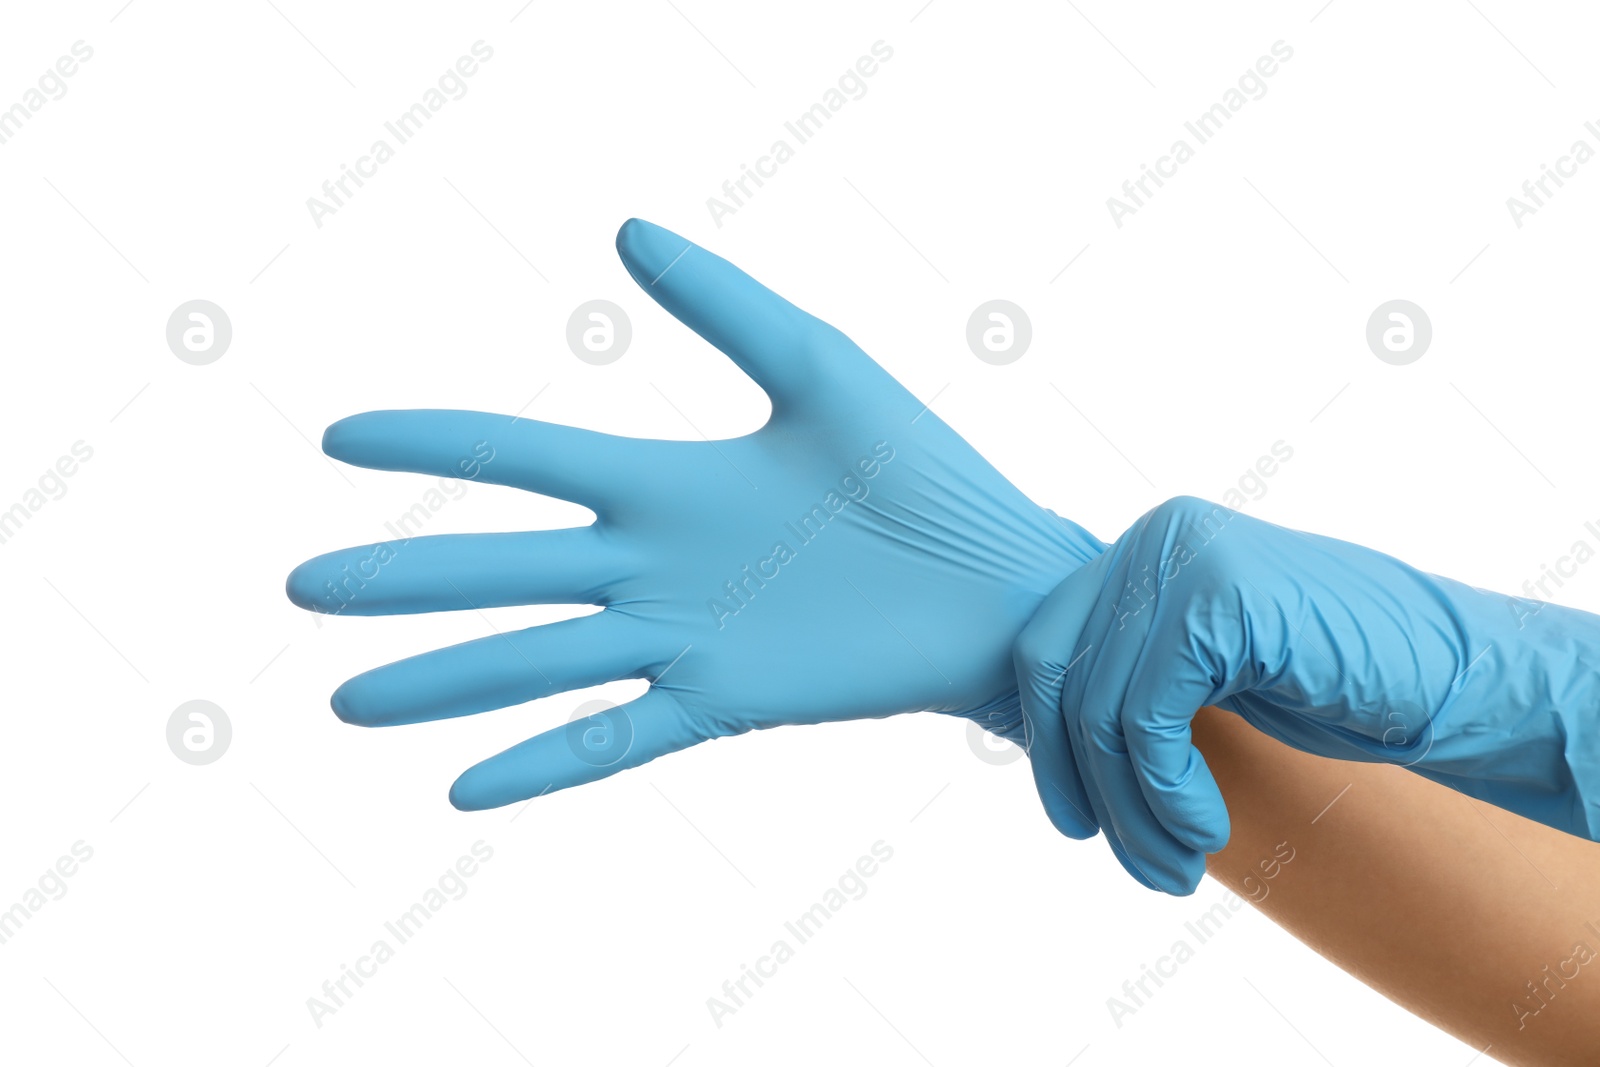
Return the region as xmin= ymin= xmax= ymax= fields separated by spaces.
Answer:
xmin=449 ymin=688 xmax=705 ymax=810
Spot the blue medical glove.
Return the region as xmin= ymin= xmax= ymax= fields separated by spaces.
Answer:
xmin=1016 ymin=494 xmax=1600 ymax=895
xmin=287 ymin=219 xmax=1107 ymax=813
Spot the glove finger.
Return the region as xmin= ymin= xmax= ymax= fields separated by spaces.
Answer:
xmin=615 ymin=219 xmax=843 ymax=409
xmin=1018 ymin=680 xmax=1097 ymax=839
xmin=330 ymin=610 xmax=656 ymax=726
xmin=1014 ymin=555 xmax=1114 ymax=839
xmin=1061 ymin=707 xmax=1161 ymax=892
xmin=1066 ymin=587 xmax=1212 ymax=895
xmin=1121 ymin=654 xmax=1232 ymax=854
xmin=449 ymin=688 xmax=705 ymax=810
xmin=1100 ymin=817 xmax=1166 ymax=893
xmin=286 ymin=528 xmax=620 ymax=616
xmin=322 ymin=409 xmax=643 ymax=511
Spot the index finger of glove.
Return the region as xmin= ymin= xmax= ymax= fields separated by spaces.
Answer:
xmin=1015 ymin=552 xmax=1114 ymax=840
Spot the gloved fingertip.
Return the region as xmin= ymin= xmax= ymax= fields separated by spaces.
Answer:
xmin=330 ymin=681 xmax=373 ymax=727
xmin=1140 ymin=860 xmax=1205 ymax=897
xmin=448 ymin=768 xmax=500 ymax=812
xmin=1034 ymin=778 xmax=1100 ymax=840
xmin=1115 ymin=853 xmax=1162 ymax=893
xmin=447 ymin=777 xmax=483 ymax=812
xmin=615 ymin=216 xmax=653 ymax=246
xmin=1169 ymin=812 xmax=1231 ymax=856
xmin=615 ymin=217 xmax=689 ymax=285
xmin=319 ymin=414 xmax=357 ymax=457
xmin=320 ymin=412 xmax=391 ymax=467
xmin=1099 ymin=833 xmax=1154 ymax=891
xmin=1162 ymin=872 xmax=1204 ymax=897
xmin=1159 ymin=849 xmax=1208 ymax=896
xmin=285 ymin=559 xmax=323 ymax=611
xmin=1047 ymin=806 xmax=1099 ymax=841
xmin=1107 ymin=832 xmax=1205 ymax=896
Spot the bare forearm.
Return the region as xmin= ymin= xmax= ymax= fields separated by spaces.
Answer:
xmin=1193 ymin=706 xmax=1600 ymax=1066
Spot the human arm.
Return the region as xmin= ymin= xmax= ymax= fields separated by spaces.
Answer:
xmin=1195 ymin=704 xmax=1600 ymax=1066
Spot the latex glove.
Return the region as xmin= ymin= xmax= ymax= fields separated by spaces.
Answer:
xmin=287 ymin=219 xmax=1106 ymax=812
xmin=1016 ymin=494 xmax=1600 ymax=894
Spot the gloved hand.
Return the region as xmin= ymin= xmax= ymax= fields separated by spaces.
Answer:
xmin=287 ymin=219 xmax=1106 ymax=812
xmin=1016 ymin=494 xmax=1600 ymax=895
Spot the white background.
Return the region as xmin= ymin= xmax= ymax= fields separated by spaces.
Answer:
xmin=2 ymin=1 xmax=1596 ymax=1064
